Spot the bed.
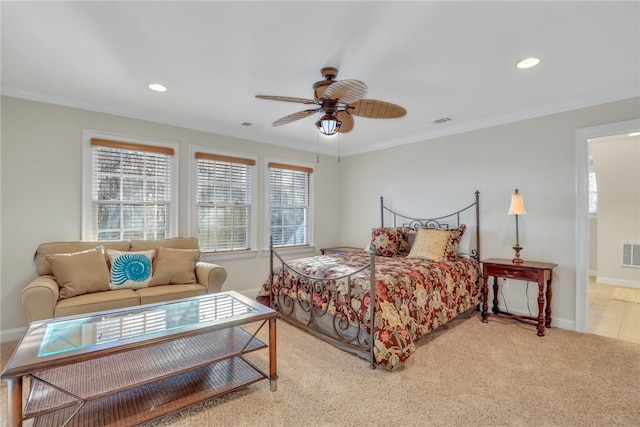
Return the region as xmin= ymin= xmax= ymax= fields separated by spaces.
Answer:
xmin=257 ymin=192 xmax=481 ymax=371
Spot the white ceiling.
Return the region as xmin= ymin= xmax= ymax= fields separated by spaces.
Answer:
xmin=2 ymin=1 xmax=639 ymax=156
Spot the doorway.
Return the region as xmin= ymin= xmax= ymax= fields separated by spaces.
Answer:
xmin=575 ymin=119 xmax=640 ymax=337
xmin=587 ymin=133 xmax=640 ymax=343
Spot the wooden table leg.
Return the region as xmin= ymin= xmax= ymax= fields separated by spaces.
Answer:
xmin=536 ymin=278 xmax=546 ymax=337
xmin=545 ymin=278 xmax=553 ymax=328
xmin=268 ymin=317 xmax=277 ymax=392
xmin=481 ymin=276 xmax=489 ymax=323
xmin=6 ymin=377 xmax=23 ymax=427
xmin=491 ymin=276 xmax=500 ymax=314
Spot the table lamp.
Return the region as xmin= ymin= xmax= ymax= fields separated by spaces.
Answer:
xmin=508 ymin=188 xmax=527 ymax=264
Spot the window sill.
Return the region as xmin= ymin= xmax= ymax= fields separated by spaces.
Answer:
xmin=261 ymin=245 xmax=316 ymax=257
xmin=201 ymin=249 xmax=259 ymax=262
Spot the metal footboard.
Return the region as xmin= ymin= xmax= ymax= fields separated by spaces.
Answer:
xmin=269 ymin=246 xmax=377 ymax=369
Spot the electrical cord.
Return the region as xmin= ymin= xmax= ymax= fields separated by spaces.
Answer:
xmin=500 ymin=279 xmax=510 ymax=314
xmin=525 ymin=281 xmax=532 ymax=318
xmin=500 ymin=279 xmax=533 ymax=323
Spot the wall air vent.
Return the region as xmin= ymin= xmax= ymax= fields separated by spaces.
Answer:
xmin=622 ymin=240 xmax=640 ymax=268
xmin=432 ymin=117 xmax=452 ymax=124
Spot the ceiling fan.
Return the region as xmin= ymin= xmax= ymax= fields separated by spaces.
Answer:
xmin=255 ymin=67 xmax=407 ymax=136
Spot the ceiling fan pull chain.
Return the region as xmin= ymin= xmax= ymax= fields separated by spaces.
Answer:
xmin=316 ymin=129 xmax=320 ymax=164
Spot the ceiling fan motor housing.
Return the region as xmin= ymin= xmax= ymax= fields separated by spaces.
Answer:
xmin=313 ymin=67 xmax=339 ymax=100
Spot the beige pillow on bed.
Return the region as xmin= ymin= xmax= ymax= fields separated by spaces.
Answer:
xmin=407 ymin=228 xmax=452 ymax=262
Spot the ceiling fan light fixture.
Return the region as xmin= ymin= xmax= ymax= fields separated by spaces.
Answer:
xmin=316 ymin=114 xmax=342 ymax=136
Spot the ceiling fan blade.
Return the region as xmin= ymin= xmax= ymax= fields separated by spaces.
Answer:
xmin=337 ymin=111 xmax=354 ymax=133
xmin=349 ymin=99 xmax=407 ymax=119
xmin=256 ymin=95 xmax=317 ymax=105
xmin=324 ymin=79 xmax=367 ymax=104
xmin=272 ymin=109 xmax=319 ymax=127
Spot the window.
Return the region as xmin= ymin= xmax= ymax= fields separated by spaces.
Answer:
xmin=194 ymin=151 xmax=255 ymax=252
xmin=268 ymin=162 xmax=313 ymax=247
xmin=83 ymin=136 xmax=178 ymax=241
xmin=588 ymin=158 xmax=597 ymax=214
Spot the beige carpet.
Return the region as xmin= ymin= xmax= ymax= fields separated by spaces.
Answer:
xmin=612 ymin=287 xmax=640 ymax=304
xmin=2 ymin=313 xmax=640 ymax=426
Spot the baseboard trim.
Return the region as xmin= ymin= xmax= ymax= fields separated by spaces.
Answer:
xmin=238 ymin=288 xmax=261 ymax=300
xmin=1 ymin=326 xmax=27 ymax=344
xmin=595 ymin=276 xmax=640 ymax=289
xmin=0 ymin=289 xmax=578 ymax=344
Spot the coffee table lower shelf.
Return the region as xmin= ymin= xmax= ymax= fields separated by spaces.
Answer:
xmin=30 ymin=359 xmax=264 ymax=426
xmin=24 ymin=325 xmax=271 ymax=426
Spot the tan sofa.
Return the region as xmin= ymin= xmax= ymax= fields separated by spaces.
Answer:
xmin=21 ymin=237 xmax=227 ymax=322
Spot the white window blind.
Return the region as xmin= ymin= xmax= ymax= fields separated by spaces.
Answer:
xmin=268 ymin=162 xmax=312 ymax=247
xmin=90 ymin=138 xmax=174 ymax=241
xmin=195 ymin=152 xmax=255 ymax=252
xmin=588 ymin=159 xmax=598 ymax=214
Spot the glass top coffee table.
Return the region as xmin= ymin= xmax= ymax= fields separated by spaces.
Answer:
xmin=1 ymin=291 xmax=279 ymax=426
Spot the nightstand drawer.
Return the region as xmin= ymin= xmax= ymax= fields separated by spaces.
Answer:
xmin=484 ymin=265 xmax=538 ymax=281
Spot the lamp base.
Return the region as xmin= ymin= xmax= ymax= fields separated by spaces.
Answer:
xmin=512 ymin=244 xmax=524 ymax=264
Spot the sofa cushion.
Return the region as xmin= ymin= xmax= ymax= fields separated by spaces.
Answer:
xmin=46 ymin=246 xmax=111 ymax=299
xmin=107 ymin=249 xmax=155 ymax=290
xmin=136 ymin=284 xmax=207 ymax=305
xmin=149 ymin=248 xmax=201 ymax=286
xmin=130 ymin=237 xmax=198 ymax=252
xmin=36 ymin=240 xmax=130 ymax=276
xmin=55 ymin=289 xmax=139 ymax=318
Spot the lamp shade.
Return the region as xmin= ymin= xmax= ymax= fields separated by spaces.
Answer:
xmin=316 ymin=114 xmax=342 ymax=136
xmin=508 ymin=189 xmax=527 ymax=215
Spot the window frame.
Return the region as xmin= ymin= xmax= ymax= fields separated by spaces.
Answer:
xmin=190 ymin=145 xmax=258 ymax=259
xmin=265 ymin=158 xmax=315 ymax=253
xmin=82 ymin=130 xmax=179 ymax=241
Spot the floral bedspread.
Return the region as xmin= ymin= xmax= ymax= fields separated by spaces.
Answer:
xmin=257 ymin=252 xmax=480 ymax=370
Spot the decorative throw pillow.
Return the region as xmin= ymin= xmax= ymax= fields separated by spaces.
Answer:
xmin=444 ymin=224 xmax=466 ymax=261
xmin=407 ymin=228 xmax=452 ymax=262
xmin=370 ymin=227 xmax=411 ymax=257
xmin=107 ymin=249 xmax=155 ymax=290
xmin=149 ymin=247 xmax=201 ymax=286
xmin=46 ymin=246 xmax=111 ymax=299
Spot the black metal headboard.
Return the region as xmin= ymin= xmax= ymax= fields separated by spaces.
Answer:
xmin=380 ymin=191 xmax=480 ymax=261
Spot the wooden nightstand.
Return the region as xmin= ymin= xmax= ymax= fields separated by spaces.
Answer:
xmin=481 ymin=258 xmax=558 ymax=337
xmin=320 ymin=246 xmax=363 ymax=255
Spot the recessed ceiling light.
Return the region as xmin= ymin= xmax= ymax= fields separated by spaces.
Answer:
xmin=628 ymin=131 xmax=640 ymax=137
xmin=516 ymin=57 xmax=541 ymax=69
xmin=148 ymin=83 xmax=167 ymax=92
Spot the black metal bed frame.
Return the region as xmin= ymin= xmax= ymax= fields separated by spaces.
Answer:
xmin=269 ymin=191 xmax=480 ymax=369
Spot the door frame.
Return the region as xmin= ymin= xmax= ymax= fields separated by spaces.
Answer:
xmin=575 ymin=119 xmax=640 ymax=332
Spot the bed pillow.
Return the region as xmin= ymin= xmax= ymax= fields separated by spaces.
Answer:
xmin=46 ymin=246 xmax=111 ymax=299
xmin=444 ymin=224 xmax=466 ymax=261
xmin=149 ymin=247 xmax=201 ymax=286
xmin=370 ymin=227 xmax=410 ymax=257
xmin=107 ymin=249 xmax=155 ymax=290
xmin=457 ymin=225 xmax=473 ymax=258
xmin=407 ymin=228 xmax=454 ymax=262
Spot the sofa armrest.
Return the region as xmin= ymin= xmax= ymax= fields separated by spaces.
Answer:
xmin=21 ymin=275 xmax=59 ymax=323
xmin=195 ymin=261 xmax=227 ymax=294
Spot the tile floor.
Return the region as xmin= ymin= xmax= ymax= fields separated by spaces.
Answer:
xmin=588 ymin=276 xmax=640 ymax=344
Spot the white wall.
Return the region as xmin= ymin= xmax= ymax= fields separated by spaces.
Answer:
xmin=2 ymin=95 xmax=639 ymax=340
xmin=591 ymin=136 xmax=640 ymax=287
xmin=0 ymin=96 xmax=342 ymax=340
xmin=340 ymin=97 xmax=640 ymax=330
